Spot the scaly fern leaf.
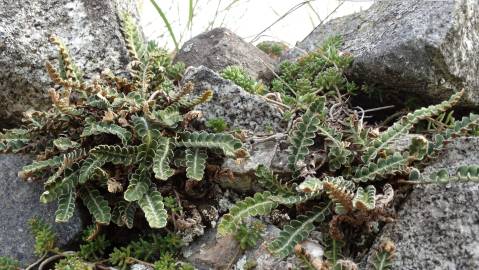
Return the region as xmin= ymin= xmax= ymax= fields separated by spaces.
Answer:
xmin=81 ymin=188 xmax=111 ymax=224
xmin=138 ymin=189 xmax=168 ymax=229
xmin=354 ymin=152 xmax=409 ymax=183
xmin=185 ymin=148 xmax=207 ymax=181
xmin=0 ymin=128 xmax=30 ymax=152
xmin=112 ymin=201 xmax=137 ymax=229
xmin=218 ymin=191 xmax=277 ymax=236
xmin=363 ymin=90 xmax=464 ymax=162
xmin=288 ymin=98 xmax=325 ymax=170
xmin=178 ymin=131 xmax=243 ymax=158
xmin=372 ymin=240 xmax=395 ymax=270
xmin=256 ymin=165 xmax=295 ymax=195
xmin=124 ymin=167 xmax=151 ymax=202
xmin=352 ymin=185 xmax=376 ymax=211
xmin=268 ymin=204 xmax=330 ymax=258
xmin=82 ymin=118 xmax=132 ymax=145
xmin=121 ymin=13 xmax=146 ymax=63
xmin=19 ymin=156 xmax=62 ymax=179
xmin=153 ymin=137 xmax=175 ymax=180
xmin=55 ymin=188 xmax=76 ymax=222
xmin=323 ymin=177 xmax=355 ymax=214
xmin=53 ymin=137 xmax=80 ymax=151
xmin=90 ymin=145 xmax=138 ymax=165
xmin=79 ymin=157 xmax=106 ymax=184
xmin=40 ymin=170 xmax=78 ymax=203
xmin=410 ymin=165 xmax=479 ymax=184
xmin=298 ymin=177 xmax=323 ymax=193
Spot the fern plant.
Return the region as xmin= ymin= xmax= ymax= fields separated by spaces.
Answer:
xmin=218 ymin=69 xmax=474 ymax=265
xmin=0 ymin=13 xmax=245 ymax=230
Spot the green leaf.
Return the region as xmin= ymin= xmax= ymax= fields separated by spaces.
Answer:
xmin=138 ymin=189 xmax=168 ymax=229
xmin=178 ymin=131 xmax=243 ymax=158
xmin=40 ymin=170 xmax=79 ymax=203
xmin=363 ymin=90 xmax=464 ymax=162
xmin=354 ymin=152 xmax=409 ymax=183
xmin=53 ymin=137 xmax=80 ymax=151
xmin=322 ymin=177 xmax=355 ymax=214
xmin=55 ymin=188 xmax=76 ymax=222
xmin=19 ymin=156 xmax=62 ymax=178
xmin=81 ymin=188 xmax=111 ymax=224
xmin=82 ymin=118 xmax=132 ymax=145
xmin=154 ymin=107 xmax=182 ymax=128
xmin=353 ymin=185 xmax=376 ymax=211
xmin=185 ymin=148 xmax=207 ymax=181
xmin=268 ymin=205 xmax=330 ymax=258
xmin=218 ymin=191 xmax=277 ymax=236
xmin=153 ymin=137 xmax=175 ymax=180
xmin=112 ymin=201 xmax=137 ymax=229
xmin=287 ymin=98 xmax=325 ymax=171
xmin=90 ymin=145 xmax=138 ymax=165
xmin=256 ymin=165 xmax=295 ymax=195
xmin=298 ymin=177 xmax=323 ymax=193
xmin=124 ymin=167 xmax=151 ymax=202
xmin=79 ymin=157 xmax=106 ymax=184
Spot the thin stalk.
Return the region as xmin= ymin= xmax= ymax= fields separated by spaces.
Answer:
xmin=149 ymin=0 xmax=179 ymax=51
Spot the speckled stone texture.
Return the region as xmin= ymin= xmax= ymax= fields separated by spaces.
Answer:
xmin=363 ymin=137 xmax=479 ymax=269
xmin=182 ymin=66 xmax=287 ymax=133
xmin=286 ymin=0 xmax=479 ymax=108
xmin=0 ymin=0 xmax=137 ymax=128
xmin=0 ymin=154 xmax=83 ymax=266
xmin=174 ymin=28 xmax=275 ymax=81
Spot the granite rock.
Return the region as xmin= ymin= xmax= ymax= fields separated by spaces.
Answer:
xmin=0 ymin=154 xmax=83 ymax=266
xmin=182 ymin=66 xmax=286 ymax=133
xmin=288 ymin=0 xmax=479 ymax=108
xmin=362 ymin=137 xmax=479 ymax=269
xmin=175 ymin=28 xmax=275 ymax=81
xmin=0 ymin=0 xmax=138 ymax=128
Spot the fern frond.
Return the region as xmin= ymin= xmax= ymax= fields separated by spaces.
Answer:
xmin=48 ymin=88 xmax=83 ymax=116
xmin=55 ymin=188 xmax=76 ymax=222
xmin=429 ymin=113 xmax=479 ymax=155
xmin=268 ymin=204 xmax=330 ymax=258
xmin=82 ymin=118 xmax=132 ymax=145
xmin=79 ymin=157 xmax=106 ymax=184
xmin=153 ymin=107 xmax=182 ymax=128
xmin=256 ymin=165 xmax=295 ymax=195
xmin=153 ymin=137 xmax=175 ymax=180
xmin=81 ymin=188 xmax=111 ymax=224
xmin=53 ymin=137 xmax=80 ymax=151
xmin=352 ymin=185 xmax=376 ymax=211
xmin=40 ymin=170 xmax=78 ymax=203
xmin=49 ymin=35 xmax=82 ymax=81
xmin=354 ymin=152 xmax=409 ymax=183
xmin=363 ymin=90 xmax=464 ymax=162
xmin=269 ymin=193 xmax=316 ymax=206
xmin=298 ymin=177 xmax=323 ymax=193
xmin=90 ymin=145 xmax=138 ymax=165
xmin=178 ymin=131 xmax=243 ymax=158
xmin=218 ymin=191 xmax=277 ymax=236
xmin=287 ymin=98 xmax=325 ymax=170
xmin=112 ymin=201 xmax=137 ymax=229
xmin=120 ymin=13 xmax=146 ymax=63
xmin=411 ymin=165 xmax=479 ymax=184
xmin=19 ymin=156 xmax=62 ymax=179
xmin=124 ymin=167 xmax=151 ymax=202
xmin=408 ymin=136 xmax=429 ymax=161
xmin=138 ymin=189 xmax=168 ymax=229
xmin=177 ymin=89 xmax=213 ymax=109
xmin=323 ymin=177 xmax=355 ymax=214
xmin=185 ymin=148 xmax=207 ymax=181
xmin=0 ymin=128 xmax=30 ymax=152
xmin=372 ymin=240 xmax=395 ymax=270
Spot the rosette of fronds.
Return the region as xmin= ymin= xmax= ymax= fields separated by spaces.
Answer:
xmin=0 ymin=14 xmax=245 ymax=230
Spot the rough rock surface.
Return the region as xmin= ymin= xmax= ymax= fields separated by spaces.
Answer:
xmin=0 ymin=154 xmax=83 ymax=266
xmin=288 ymin=0 xmax=479 ymax=107
xmin=235 ymin=225 xmax=303 ymax=270
xmin=183 ymin=229 xmax=240 ymax=270
xmin=183 ymin=225 xmax=302 ymax=270
xmin=363 ymin=137 xmax=479 ymax=269
xmin=182 ymin=66 xmax=286 ymax=133
xmin=0 ymin=0 xmax=137 ymax=128
xmin=175 ymin=28 xmax=275 ymax=81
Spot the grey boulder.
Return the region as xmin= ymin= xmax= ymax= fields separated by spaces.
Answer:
xmin=182 ymin=66 xmax=286 ymax=133
xmin=175 ymin=28 xmax=275 ymax=81
xmin=363 ymin=137 xmax=479 ymax=269
xmin=0 ymin=154 xmax=83 ymax=266
xmin=288 ymin=0 xmax=479 ymax=108
xmin=0 ymin=0 xmax=137 ymax=128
